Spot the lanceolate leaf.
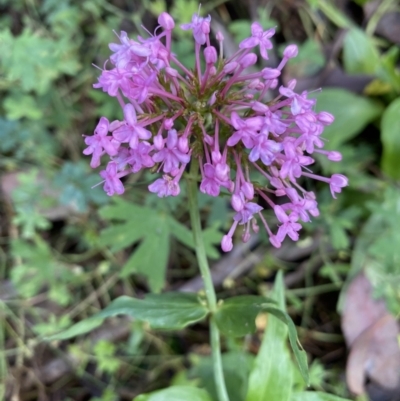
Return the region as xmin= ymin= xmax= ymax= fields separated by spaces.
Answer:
xmin=96 ymin=293 xmax=209 ymax=329
xmin=134 ymin=386 xmax=213 ymax=401
xmin=246 ymin=271 xmax=295 ymax=401
xmin=261 ymin=304 xmax=308 ymax=385
xmin=380 ymin=97 xmax=400 ymax=179
xmin=46 ymin=293 xmax=209 ymax=340
xmin=99 ymin=198 xmax=219 ymax=292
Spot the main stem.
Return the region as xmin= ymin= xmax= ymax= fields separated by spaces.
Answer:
xmin=186 ymin=159 xmax=230 ymax=401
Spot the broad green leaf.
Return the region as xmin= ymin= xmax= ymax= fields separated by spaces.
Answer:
xmin=291 ymin=392 xmax=352 ymax=401
xmin=214 ymin=295 xmax=276 ymax=337
xmin=314 ymin=89 xmax=383 ymax=149
xmin=343 ymin=28 xmax=380 ymax=75
xmin=99 ymin=198 xmax=219 ymax=292
xmin=380 ymin=98 xmax=400 ymax=179
xmin=246 ymin=272 xmax=294 ymax=401
xmin=134 ymin=386 xmax=213 ymax=401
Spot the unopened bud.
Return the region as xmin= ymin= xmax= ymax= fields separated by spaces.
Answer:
xmin=221 ymin=235 xmax=233 ymax=252
xmin=158 ymin=12 xmax=175 ymax=30
xmin=178 ymin=136 xmax=189 ymax=153
xmin=154 ymin=133 xmax=164 ymax=150
xmin=283 ymin=44 xmax=298 ymax=59
xmin=317 ymin=111 xmax=334 ymax=125
xmin=223 ymin=62 xmax=238 ymax=74
xmin=216 ymin=31 xmax=224 ymax=42
xmin=262 ymin=68 xmax=281 ymax=80
xmin=164 ymin=118 xmax=173 ymax=130
xmin=239 ymin=53 xmax=257 ymax=68
xmin=327 ymin=151 xmax=342 ymax=161
xmin=204 ymin=46 xmax=217 ymax=64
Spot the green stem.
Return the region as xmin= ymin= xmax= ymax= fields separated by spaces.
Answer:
xmin=186 ymin=158 xmax=230 ymax=401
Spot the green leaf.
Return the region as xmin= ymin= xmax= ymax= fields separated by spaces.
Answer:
xmin=314 ymin=89 xmax=383 ymax=149
xmin=4 ymin=93 xmax=43 ymax=120
xmin=189 ymin=351 xmax=255 ymax=401
xmin=380 ymin=97 xmax=400 ymax=180
xmin=291 ymin=392 xmax=352 ymax=401
xmin=47 ymin=293 xmax=209 ymax=341
xmin=99 ymin=198 xmax=219 ymax=292
xmin=134 ymin=386 xmax=213 ymax=401
xmin=46 ymin=318 xmax=104 ymax=341
xmin=261 ymin=304 xmax=308 ymax=385
xmin=246 ymin=271 xmax=295 ymax=401
xmin=96 ymin=293 xmax=208 ymax=329
xmin=343 ymin=28 xmax=380 ymax=75
xmin=214 ymin=295 xmax=276 ymax=337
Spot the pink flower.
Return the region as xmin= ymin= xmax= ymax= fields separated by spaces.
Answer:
xmin=83 ymin=117 xmax=119 ymax=168
xmin=274 ymin=205 xmax=302 ymax=242
xmin=152 ymin=129 xmax=191 ymax=174
xmin=329 ymin=174 xmax=348 ymax=198
xmin=239 ymin=23 xmax=275 ymax=59
xmin=234 ymin=202 xmax=263 ymax=224
xmin=200 ymin=163 xmax=222 ymax=197
xmin=109 ymin=31 xmax=151 ymax=69
xmin=93 ymin=69 xmax=132 ymax=97
xmin=227 ymin=112 xmax=262 ymax=148
xmin=100 ymin=162 xmax=125 ymax=196
xmin=112 ymin=104 xmax=152 ymax=149
xmin=181 ymin=14 xmax=211 ymax=45
xmin=148 ymin=175 xmax=180 ymax=197
xmin=87 ymin=11 xmax=348 ymax=252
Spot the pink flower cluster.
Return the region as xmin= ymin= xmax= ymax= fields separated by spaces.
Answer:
xmin=84 ymin=12 xmax=348 ymax=251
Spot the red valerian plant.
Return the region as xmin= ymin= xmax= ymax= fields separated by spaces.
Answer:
xmin=84 ymin=11 xmax=348 ymax=252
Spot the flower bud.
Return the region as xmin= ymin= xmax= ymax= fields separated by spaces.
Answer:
xmin=327 ymin=151 xmax=342 ymax=161
xmin=330 ymin=174 xmax=348 ymax=187
xmin=283 ymin=44 xmax=298 ymax=59
xmin=270 ymin=79 xmax=278 ymax=89
xmin=204 ymin=46 xmax=217 ymax=64
xmin=208 ymin=91 xmax=217 ymax=106
xmin=241 ymin=182 xmax=254 ymax=200
xmin=221 ymin=235 xmax=233 ymax=252
xmin=215 ymin=163 xmax=230 ymax=181
xmin=216 ymin=31 xmax=224 ymax=42
xmin=317 ymin=111 xmax=334 ymax=125
xmin=262 ymin=68 xmax=281 ymax=80
xmin=239 ymin=53 xmax=257 ymax=68
xmin=153 ymin=133 xmax=164 ymax=150
xmin=231 ymin=194 xmax=244 ymax=212
xmin=223 ymin=61 xmax=238 ymax=74
xmin=178 ymin=136 xmax=189 ymax=153
xmin=158 ymin=12 xmax=175 ymax=30
xmin=164 ymin=118 xmax=173 ymax=130
xmin=123 ymin=103 xmax=137 ymax=127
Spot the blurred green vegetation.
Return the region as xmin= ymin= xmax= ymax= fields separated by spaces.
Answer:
xmin=0 ymin=0 xmax=399 ymax=400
